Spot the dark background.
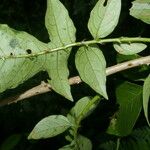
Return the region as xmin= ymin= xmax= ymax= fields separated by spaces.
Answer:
xmin=0 ymin=0 xmax=149 ymax=149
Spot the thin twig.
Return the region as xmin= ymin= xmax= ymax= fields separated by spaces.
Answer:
xmin=0 ymin=55 xmax=150 ymax=106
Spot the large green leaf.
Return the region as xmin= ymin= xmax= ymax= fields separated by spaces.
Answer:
xmin=143 ymin=74 xmax=150 ymax=126
xmin=114 ymin=43 xmax=147 ymax=55
xmin=28 ymin=115 xmax=72 ymax=139
xmin=130 ymin=0 xmax=150 ymax=24
xmin=0 ymin=0 xmax=76 ymax=100
xmin=88 ymin=0 xmax=121 ymax=38
xmin=75 ymin=45 xmax=108 ymax=99
xmin=0 ymin=24 xmax=47 ymax=93
xmin=45 ymin=0 xmax=76 ymax=100
xmin=107 ymin=82 xmax=142 ymax=136
xmin=100 ymin=126 xmax=150 ymax=150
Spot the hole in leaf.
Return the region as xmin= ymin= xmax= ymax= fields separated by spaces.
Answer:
xmin=103 ymin=0 xmax=108 ymax=6
xmin=10 ymin=52 xmax=13 ymax=56
xmin=26 ymin=49 xmax=32 ymax=54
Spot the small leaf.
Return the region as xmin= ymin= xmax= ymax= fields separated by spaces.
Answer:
xmin=28 ymin=115 xmax=72 ymax=139
xmin=69 ymin=97 xmax=98 ymax=120
xmin=75 ymin=45 xmax=108 ymax=99
xmin=77 ymin=135 xmax=92 ymax=150
xmin=45 ymin=0 xmax=76 ymax=100
xmin=143 ymin=74 xmax=150 ymax=126
xmin=59 ymin=141 xmax=75 ymax=150
xmin=61 ymin=136 xmax=92 ymax=150
xmin=88 ymin=0 xmax=121 ymax=38
xmin=107 ymin=82 xmax=142 ymax=136
xmin=113 ymin=43 xmax=147 ymax=55
xmin=130 ymin=0 xmax=150 ymax=24
xmin=59 ymin=146 xmax=73 ymax=150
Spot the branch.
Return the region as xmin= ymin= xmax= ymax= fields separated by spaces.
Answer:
xmin=1 ymin=37 xmax=150 ymax=59
xmin=0 ymin=55 xmax=150 ymax=106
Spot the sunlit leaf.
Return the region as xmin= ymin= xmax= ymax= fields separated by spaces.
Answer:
xmin=130 ymin=0 xmax=150 ymax=24
xmin=75 ymin=45 xmax=108 ymax=99
xmin=0 ymin=24 xmax=47 ymax=93
xmin=107 ymin=82 xmax=142 ymax=136
xmin=28 ymin=115 xmax=72 ymax=139
xmin=143 ymin=74 xmax=150 ymax=126
xmin=114 ymin=43 xmax=147 ymax=55
xmin=45 ymin=0 xmax=76 ymax=100
xmin=0 ymin=0 xmax=76 ymax=101
xmin=88 ymin=0 xmax=121 ymax=38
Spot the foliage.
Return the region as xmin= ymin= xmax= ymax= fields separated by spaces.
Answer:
xmin=0 ymin=0 xmax=150 ymax=149
xmin=100 ymin=126 xmax=150 ymax=150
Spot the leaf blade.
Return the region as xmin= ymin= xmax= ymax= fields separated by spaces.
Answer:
xmin=75 ymin=45 xmax=108 ymax=99
xmin=114 ymin=43 xmax=147 ymax=55
xmin=45 ymin=0 xmax=76 ymax=45
xmin=107 ymin=82 xmax=142 ymax=136
xmin=0 ymin=24 xmax=47 ymax=93
xmin=45 ymin=0 xmax=76 ymax=100
xmin=143 ymin=74 xmax=150 ymax=126
xmin=130 ymin=0 xmax=150 ymax=24
xmin=68 ymin=97 xmax=98 ymax=121
xmin=88 ymin=0 xmax=121 ymax=38
xmin=28 ymin=115 xmax=72 ymax=139
xmin=77 ymin=135 xmax=92 ymax=150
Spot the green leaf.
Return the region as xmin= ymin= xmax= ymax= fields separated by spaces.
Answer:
xmin=59 ymin=145 xmax=73 ymax=150
xmin=75 ymin=45 xmax=108 ymax=99
xmin=113 ymin=43 xmax=147 ymax=55
xmin=0 ymin=134 xmax=22 ymax=150
xmin=69 ymin=97 xmax=98 ymax=121
xmin=100 ymin=126 xmax=150 ymax=150
xmin=107 ymin=82 xmax=142 ymax=136
xmin=59 ymin=141 xmax=75 ymax=150
xmin=0 ymin=0 xmax=76 ymax=100
xmin=143 ymin=74 xmax=150 ymax=126
xmin=77 ymin=135 xmax=92 ymax=150
xmin=28 ymin=115 xmax=72 ymax=139
xmin=61 ymin=135 xmax=92 ymax=150
xmin=45 ymin=0 xmax=76 ymax=46
xmin=45 ymin=0 xmax=76 ymax=100
xmin=130 ymin=0 xmax=150 ymax=24
xmin=0 ymin=24 xmax=47 ymax=93
xmin=88 ymin=0 xmax=121 ymax=38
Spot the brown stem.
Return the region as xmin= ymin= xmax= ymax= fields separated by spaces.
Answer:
xmin=0 ymin=55 xmax=150 ymax=107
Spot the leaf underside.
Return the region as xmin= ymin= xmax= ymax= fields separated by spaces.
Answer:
xmin=75 ymin=45 xmax=108 ymax=99
xmin=88 ymin=0 xmax=121 ymax=38
xmin=130 ymin=0 xmax=150 ymax=24
xmin=0 ymin=0 xmax=76 ymax=101
xmin=114 ymin=43 xmax=147 ymax=55
xmin=28 ymin=115 xmax=71 ymax=139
